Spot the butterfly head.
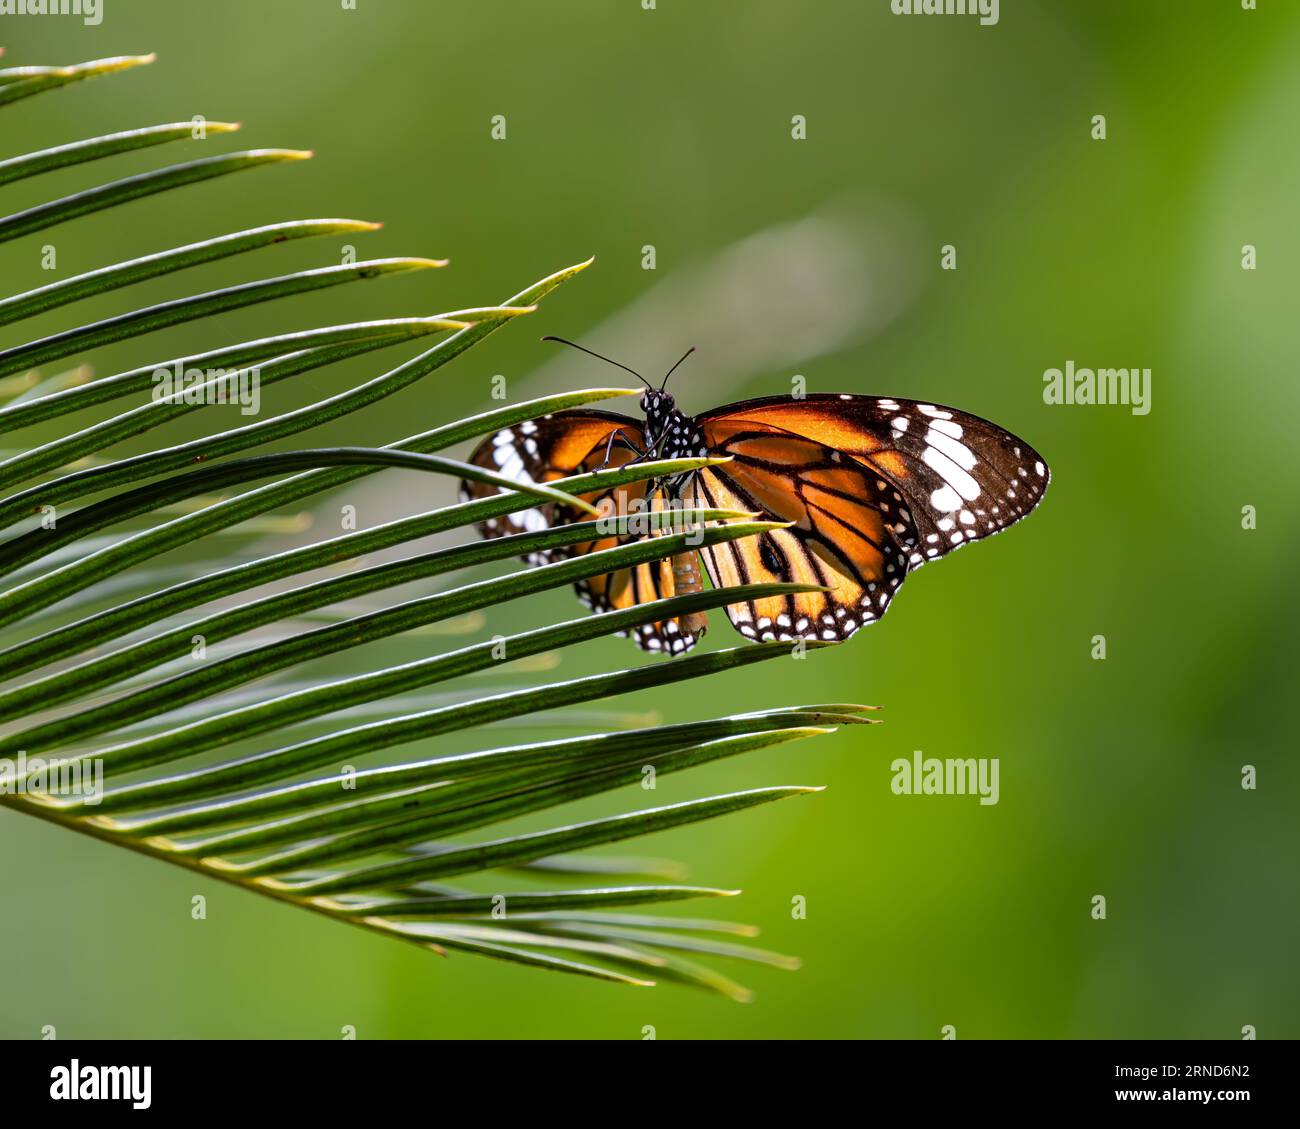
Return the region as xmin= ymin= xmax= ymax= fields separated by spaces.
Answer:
xmin=540 ymin=336 xmax=700 ymax=451
xmin=639 ymin=388 xmax=676 ymax=428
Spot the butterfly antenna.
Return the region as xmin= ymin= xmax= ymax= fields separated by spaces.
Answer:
xmin=660 ymin=345 xmax=696 ymax=391
xmin=542 ymin=336 xmax=653 ymax=390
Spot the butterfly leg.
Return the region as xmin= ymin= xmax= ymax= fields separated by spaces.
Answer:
xmin=594 ymin=425 xmax=677 ymax=473
xmin=593 ymin=428 xmax=646 ymax=472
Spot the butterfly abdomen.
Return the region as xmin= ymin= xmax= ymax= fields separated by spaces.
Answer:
xmin=670 ymin=551 xmax=709 ymax=637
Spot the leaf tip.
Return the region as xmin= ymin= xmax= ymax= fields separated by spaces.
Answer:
xmin=253 ymin=147 xmax=315 ymax=163
xmin=104 ymin=53 xmax=157 ymax=72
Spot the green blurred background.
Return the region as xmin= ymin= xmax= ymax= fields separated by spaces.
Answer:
xmin=1 ymin=0 xmax=1296 ymax=1039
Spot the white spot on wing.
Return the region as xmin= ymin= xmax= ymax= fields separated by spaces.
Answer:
xmin=925 ymin=426 xmax=977 ymax=471
xmin=922 ymin=445 xmax=981 ymax=502
xmin=930 ymin=484 xmax=962 ymax=512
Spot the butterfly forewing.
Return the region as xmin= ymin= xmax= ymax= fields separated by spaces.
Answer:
xmin=698 ymin=395 xmax=1049 ymax=569
xmin=459 ymin=410 xmax=639 ymax=560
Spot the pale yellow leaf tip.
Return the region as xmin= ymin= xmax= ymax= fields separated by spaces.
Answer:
xmin=99 ymin=54 xmax=157 ymax=72
xmin=254 ymin=148 xmax=314 ymax=161
xmin=562 ymin=256 xmax=594 ymax=278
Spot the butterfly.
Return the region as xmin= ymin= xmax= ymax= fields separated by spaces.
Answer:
xmin=459 ymin=338 xmax=1049 ymax=656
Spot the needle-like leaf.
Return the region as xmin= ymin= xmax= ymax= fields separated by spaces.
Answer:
xmin=0 ymin=52 xmax=876 ymax=999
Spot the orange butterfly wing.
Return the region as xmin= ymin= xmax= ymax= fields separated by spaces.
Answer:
xmin=459 ymin=411 xmax=707 ymax=655
xmin=459 ymin=410 xmax=635 ymax=553
xmin=692 ymin=395 xmax=1049 ymax=642
xmin=686 ymin=420 xmax=915 ymax=642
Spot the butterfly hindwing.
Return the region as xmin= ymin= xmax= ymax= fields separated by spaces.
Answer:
xmin=686 ymin=420 xmax=916 ymax=642
xmin=460 ymin=411 xmax=705 ymax=655
xmin=574 ymin=515 xmax=708 ymax=655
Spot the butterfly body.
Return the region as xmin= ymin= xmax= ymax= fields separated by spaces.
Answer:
xmin=626 ymin=389 xmax=710 ymax=494
xmin=461 ymin=350 xmax=1049 ymax=658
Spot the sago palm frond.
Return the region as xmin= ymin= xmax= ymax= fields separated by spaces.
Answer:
xmin=0 ymin=53 xmax=876 ymax=998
